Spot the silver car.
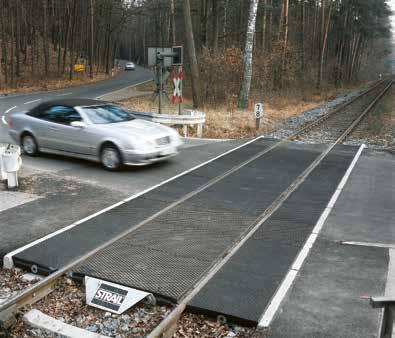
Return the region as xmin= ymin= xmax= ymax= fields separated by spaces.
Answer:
xmin=124 ymin=62 xmax=135 ymax=71
xmin=6 ymin=98 xmax=182 ymax=170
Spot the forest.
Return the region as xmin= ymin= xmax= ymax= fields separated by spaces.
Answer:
xmin=0 ymin=0 xmax=392 ymax=107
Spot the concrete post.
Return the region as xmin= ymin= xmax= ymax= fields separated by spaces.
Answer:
xmin=197 ymin=123 xmax=203 ymax=138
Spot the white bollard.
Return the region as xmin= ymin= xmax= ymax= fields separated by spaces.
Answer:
xmin=7 ymin=172 xmax=18 ymax=189
xmin=0 ymin=144 xmax=7 ymax=180
xmin=1 ymin=145 xmax=22 ymax=189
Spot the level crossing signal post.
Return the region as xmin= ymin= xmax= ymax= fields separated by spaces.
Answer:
xmin=148 ymin=47 xmax=183 ymax=115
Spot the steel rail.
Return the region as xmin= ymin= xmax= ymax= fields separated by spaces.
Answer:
xmin=0 ymin=79 xmax=391 ymax=337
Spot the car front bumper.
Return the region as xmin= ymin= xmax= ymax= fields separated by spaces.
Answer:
xmin=122 ymin=146 xmax=179 ymax=166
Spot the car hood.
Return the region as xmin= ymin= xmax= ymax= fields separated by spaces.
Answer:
xmin=95 ymin=119 xmax=172 ymax=139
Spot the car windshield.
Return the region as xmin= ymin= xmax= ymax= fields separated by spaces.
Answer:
xmin=82 ymin=105 xmax=134 ymax=124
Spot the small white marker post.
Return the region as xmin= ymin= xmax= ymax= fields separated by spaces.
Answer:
xmin=254 ymin=102 xmax=264 ymax=131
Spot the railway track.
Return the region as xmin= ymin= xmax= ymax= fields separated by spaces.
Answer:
xmin=0 ymin=79 xmax=392 ymax=338
xmin=290 ymin=80 xmax=393 ymax=144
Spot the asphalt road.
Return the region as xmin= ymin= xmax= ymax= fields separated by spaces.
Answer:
xmin=0 ymin=62 xmax=153 ymax=144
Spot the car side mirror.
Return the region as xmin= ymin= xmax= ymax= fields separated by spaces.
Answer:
xmin=71 ymin=121 xmax=86 ymax=128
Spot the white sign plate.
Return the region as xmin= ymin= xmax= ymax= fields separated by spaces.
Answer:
xmin=254 ymin=103 xmax=264 ymax=119
xmin=85 ymin=276 xmax=154 ymax=314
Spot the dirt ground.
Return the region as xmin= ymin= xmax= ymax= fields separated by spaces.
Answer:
xmin=8 ymin=277 xmax=255 ymax=338
xmin=0 ymin=71 xmax=120 ymax=96
xmin=120 ymin=81 xmax=360 ymax=139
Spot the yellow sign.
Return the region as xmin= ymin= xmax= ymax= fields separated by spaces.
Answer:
xmin=74 ymin=64 xmax=85 ymax=72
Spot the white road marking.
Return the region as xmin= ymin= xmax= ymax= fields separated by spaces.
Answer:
xmin=3 ymin=136 xmax=263 ymax=268
xmin=57 ymin=92 xmax=72 ymax=96
xmin=1 ymin=105 xmax=17 ymax=125
xmin=258 ymin=144 xmax=366 ymax=328
xmin=24 ymin=99 xmax=41 ymax=105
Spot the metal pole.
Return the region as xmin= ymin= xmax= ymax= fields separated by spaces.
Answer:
xmin=158 ymin=63 xmax=162 ymax=115
xmin=178 ymin=66 xmax=183 ymax=115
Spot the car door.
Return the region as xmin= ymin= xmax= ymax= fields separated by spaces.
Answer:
xmin=37 ymin=106 xmax=90 ymax=155
xmin=31 ymin=105 xmax=67 ymax=150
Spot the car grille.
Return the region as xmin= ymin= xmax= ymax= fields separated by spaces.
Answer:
xmin=156 ymin=136 xmax=171 ymax=146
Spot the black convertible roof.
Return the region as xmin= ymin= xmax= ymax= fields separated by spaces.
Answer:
xmin=29 ymin=98 xmax=108 ymax=114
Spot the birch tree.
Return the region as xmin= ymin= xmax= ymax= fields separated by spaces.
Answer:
xmin=237 ymin=0 xmax=259 ymax=109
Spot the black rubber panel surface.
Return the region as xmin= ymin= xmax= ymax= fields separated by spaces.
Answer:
xmin=75 ymin=142 xmax=325 ymax=301
xmin=12 ymin=138 xmax=279 ymax=274
xmin=188 ymin=145 xmax=358 ymax=325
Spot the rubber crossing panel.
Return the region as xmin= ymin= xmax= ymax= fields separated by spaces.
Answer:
xmin=75 ymin=142 xmax=326 ymax=301
xmin=188 ymin=145 xmax=358 ymax=325
xmin=12 ymin=138 xmax=279 ymax=274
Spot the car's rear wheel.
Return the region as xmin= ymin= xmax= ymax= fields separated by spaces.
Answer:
xmin=100 ymin=144 xmax=122 ymax=171
xmin=21 ymin=133 xmax=39 ymax=156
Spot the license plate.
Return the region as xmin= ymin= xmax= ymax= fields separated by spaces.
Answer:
xmin=156 ymin=136 xmax=170 ymax=146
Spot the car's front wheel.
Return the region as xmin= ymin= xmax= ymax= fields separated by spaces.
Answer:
xmin=100 ymin=144 xmax=123 ymax=171
xmin=21 ymin=133 xmax=39 ymax=156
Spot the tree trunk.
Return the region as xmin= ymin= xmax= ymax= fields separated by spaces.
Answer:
xmin=282 ymin=0 xmax=289 ymax=72
xmin=261 ymin=0 xmax=267 ymax=52
xmin=200 ymin=0 xmax=208 ymax=48
xmin=223 ymin=0 xmax=229 ymax=47
xmin=268 ymin=0 xmax=273 ymax=52
xmin=349 ymin=34 xmax=361 ymax=81
xmin=62 ymin=2 xmax=70 ymax=74
xmin=301 ymin=0 xmax=305 ymax=71
xmin=317 ymin=0 xmax=332 ymax=89
xmin=105 ymin=32 xmax=111 ymax=74
xmin=0 ymin=11 xmax=5 ymax=86
xmin=10 ymin=9 xmax=14 ymax=86
xmin=31 ymin=26 xmax=35 ymax=77
xmin=237 ymin=0 xmax=260 ymax=109
xmin=261 ymin=0 xmax=267 ymax=51
xmin=169 ymin=0 xmax=176 ymax=45
xmin=183 ymin=0 xmax=203 ymax=108
xmin=277 ymin=1 xmax=284 ymax=41
xmin=311 ymin=0 xmax=319 ymax=63
xmin=43 ymin=0 xmax=50 ymax=75
xmin=15 ymin=0 xmax=21 ymax=77
xmin=69 ymin=0 xmax=77 ymax=80
xmin=56 ymin=4 xmax=62 ymax=75
xmin=142 ymin=17 xmax=146 ymax=65
xmin=212 ymin=0 xmax=220 ymax=53
xmin=335 ymin=8 xmax=348 ymax=85
xmin=89 ymin=0 xmax=94 ymax=78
